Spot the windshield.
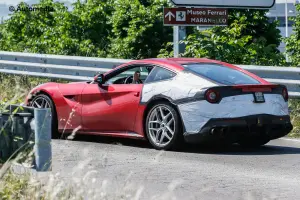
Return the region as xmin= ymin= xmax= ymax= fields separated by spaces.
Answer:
xmin=183 ymin=63 xmax=260 ymax=85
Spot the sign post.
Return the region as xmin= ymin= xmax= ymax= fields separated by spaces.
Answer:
xmin=173 ymin=26 xmax=186 ymax=58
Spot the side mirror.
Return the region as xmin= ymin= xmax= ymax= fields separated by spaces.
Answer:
xmin=94 ymin=73 xmax=105 ymax=84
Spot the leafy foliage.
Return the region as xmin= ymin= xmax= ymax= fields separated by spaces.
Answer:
xmin=0 ymin=0 xmax=172 ymax=59
xmin=107 ymin=0 xmax=172 ymax=59
xmin=159 ymin=9 xmax=285 ymax=65
xmin=0 ymin=0 xmax=113 ymax=57
xmin=228 ymin=9 xmax=281 ymax=47
xmin=285 ymin=4 xmax=300 ymax=66
xmin=0 ymin=0 xmax=284 ymax=64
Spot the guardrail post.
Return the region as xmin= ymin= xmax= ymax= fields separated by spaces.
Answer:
xmin=0 ymin=113 xmax=12 ymax=160
xmin=0 ymin=105 xmax=35 ymax=162
xmin=34 ymin=108 xmax=52 ymax=172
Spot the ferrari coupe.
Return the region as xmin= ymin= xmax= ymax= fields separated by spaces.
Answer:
xmin=25 ymin=58 xmax=293 ymax=150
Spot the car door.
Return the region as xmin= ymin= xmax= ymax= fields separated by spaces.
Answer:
xmin=80 ymin=65 xmax=148 ymax=133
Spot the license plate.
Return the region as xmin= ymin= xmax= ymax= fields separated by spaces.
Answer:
xmin=254 ymin=92 xmax=265 ymax=103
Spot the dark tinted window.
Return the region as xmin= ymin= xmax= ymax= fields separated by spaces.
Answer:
xmin=183 ymin=63 xmax=260 ymax=85
xmin=145 ymin=67 xmax=176 ymax=83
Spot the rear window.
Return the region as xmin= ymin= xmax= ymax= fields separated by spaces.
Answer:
xmin=183 ymin=63 xmax=260 ymax=85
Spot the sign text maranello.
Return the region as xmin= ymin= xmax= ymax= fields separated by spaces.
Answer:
xmin=163 ymin=8 xmax=228 ymax=26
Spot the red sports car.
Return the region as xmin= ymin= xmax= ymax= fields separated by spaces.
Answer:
xmin=25 ymin=58 xmax=293 ymax=150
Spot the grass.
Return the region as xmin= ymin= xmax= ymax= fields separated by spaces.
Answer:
xmin=0 ymin=170 xmax=82 ymax=200
xmin=288 ymin=99 xmax=300 ymax=138
xmin=0 ymin=74 xmax=48 ymax=112
xmin=0 ymin=147 xmax=183 ymax=200
xmin=0 ymin=74 xmax=67 ymax=110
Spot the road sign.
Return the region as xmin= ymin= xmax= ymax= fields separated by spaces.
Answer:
xmin=164 ymin=8 xmax=228 ymax=26
xmin=170 ymin=0 xmax=275 ymax=9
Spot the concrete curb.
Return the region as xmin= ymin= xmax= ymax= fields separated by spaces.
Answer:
xmin=9 ymin=162 xmax=50 ymax=180
xmin=10 ymin=162 xmax=35 ymax=175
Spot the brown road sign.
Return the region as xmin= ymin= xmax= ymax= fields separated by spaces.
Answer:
xmin=164 ymin=8 xmax=228 ymax=26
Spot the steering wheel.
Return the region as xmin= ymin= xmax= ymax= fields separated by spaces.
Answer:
xmin=124 ymin=75 xmax=133 ymax=84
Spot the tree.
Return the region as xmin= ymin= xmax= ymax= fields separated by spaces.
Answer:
xmin=0 ymin=0 xmax=172 ymax=59
xmin=70 ymin=0 xmax=114 ymax=57
xmin=229 ymin=9 xmax=281 ymax=48
xmin=0 ymin=0 xmax=285 ymax=64
xmin=0 ymin=0 xmax=113 ymax=57
xmin=159 ymin=9 xmax=285 ymax=66
xmin=107 ymin=0 xmax=173 ymax=59
xmin=285 ymin=4 xmax=300 ymax=66
xmin=0 ymin=0 xmax=70 ymax=54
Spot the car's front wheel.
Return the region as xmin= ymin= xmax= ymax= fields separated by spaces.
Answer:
xmin=145 ymin=101 xmax=183 ymax=150
xmin=29 ymin=94 xmax=59 ymax=139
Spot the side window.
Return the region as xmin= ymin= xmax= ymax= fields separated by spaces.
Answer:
xmin=104 ymin=65 xmax=153 ymax=84
xmin=145 ymin=67 xmax=176 ymax=84
xmin=105 ymin=67 xmax=139 ymax=84
xmin=183 ymin=63 xmax=260 ymax=85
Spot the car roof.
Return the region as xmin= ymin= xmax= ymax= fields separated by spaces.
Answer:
xmin=105 ymin=57 xmax=269 ymax=85
xmin=166 ymin=58 xmax=269 ymax=84
xmin=123 ymin=57 xmax=224 ymax=71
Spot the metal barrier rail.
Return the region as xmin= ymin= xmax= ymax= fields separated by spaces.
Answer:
xmin=0 ymin=51 xmax=300 ymax=98
xmin=0 ymin=105 xmax=51 ymax=172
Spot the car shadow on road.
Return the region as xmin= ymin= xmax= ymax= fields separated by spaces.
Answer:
xmin=71 ymin=135 xmax=300 ymax=156
xmin=181 ymin=144 xmax=300 ymax=156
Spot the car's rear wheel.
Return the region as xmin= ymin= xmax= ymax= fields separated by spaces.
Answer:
xmin=238 ymin=137 xmax=270 ymax=148
xmin=145 ymin=102 xmax=183 ymax=150
xmin=30 ymin=94 xmax=59 ymax=139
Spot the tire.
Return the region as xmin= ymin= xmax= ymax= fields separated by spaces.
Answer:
xmin=30 ymin=94 xmax=59 ymax=139
xmin=238 ymin=137 xmax=270 ymax=148
xmin=145 ymin=101 xmax=183 ymax=150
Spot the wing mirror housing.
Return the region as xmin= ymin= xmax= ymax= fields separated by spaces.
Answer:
xmin=94 ymin=73 xmax=105 ymax=84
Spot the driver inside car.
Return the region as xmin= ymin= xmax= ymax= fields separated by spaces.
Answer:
xmin=132 ymin=71 xmax=143 ymax=84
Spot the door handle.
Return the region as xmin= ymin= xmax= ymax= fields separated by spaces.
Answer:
xmin=134 ymin=92 xmax=140 ymax=97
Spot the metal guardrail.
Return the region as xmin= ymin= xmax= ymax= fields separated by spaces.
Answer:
xmin=0 ymin=51 xmax=300 ymax=98
xmin=0 ymin=105 xmax=52 ymax=172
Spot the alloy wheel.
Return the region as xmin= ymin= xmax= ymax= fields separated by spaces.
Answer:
xmin=31 ymin=96 xmax=51 ymax=109
xmin=148 ymin=105 xmax=176 ymax=147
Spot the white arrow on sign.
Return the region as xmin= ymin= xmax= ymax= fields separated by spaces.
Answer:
xmin=165 ymin=11 xmax=175 ymax=21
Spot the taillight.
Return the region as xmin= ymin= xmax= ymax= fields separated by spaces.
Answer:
xmin=282 ymin=87 xmax=288 ymax=102
xmin=205 ymin=89 xmax=220 ymax=103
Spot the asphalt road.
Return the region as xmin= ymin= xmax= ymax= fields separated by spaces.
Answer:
xmin=48 ymin=136 xmax=300 ymax=200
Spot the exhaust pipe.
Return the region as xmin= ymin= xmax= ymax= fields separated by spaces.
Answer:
xmin=210 ymin=128 xmax=217 ymax=135
xmin=210 ymin=127 xmax=227 ymax=135
xmin=210 ymin=127 xmax=228 ymax=136
xmin=220 ymin=128 xmax=225 ymax=134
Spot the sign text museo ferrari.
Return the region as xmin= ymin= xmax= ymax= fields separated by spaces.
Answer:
xmin=164 ymin=8 xmax=228 ymax=26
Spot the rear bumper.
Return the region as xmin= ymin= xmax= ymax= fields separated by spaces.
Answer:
xmin=184 ymin=114 xmax=293 ymax=144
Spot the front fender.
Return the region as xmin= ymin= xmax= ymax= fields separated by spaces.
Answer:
xmin=26 ymin=82 xmax=86 ymax=133
xmin=25 ymin=82 xmax=60 ymax=105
